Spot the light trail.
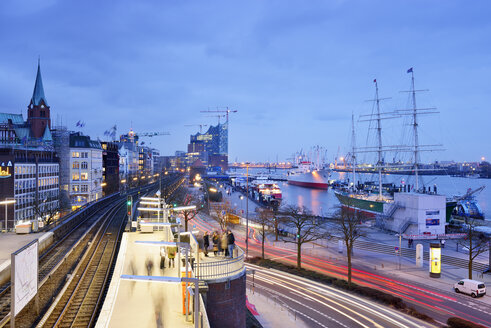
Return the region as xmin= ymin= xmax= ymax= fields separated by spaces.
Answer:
xmin=193 ymin=214 xmax=491 ymax=327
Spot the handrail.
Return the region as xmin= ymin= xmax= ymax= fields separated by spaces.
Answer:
xmin=195 ymin=246 xmax=245 ymax=281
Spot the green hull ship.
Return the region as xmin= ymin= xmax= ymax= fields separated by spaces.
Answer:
xmin=334 ymin=190 xmax=457 ymax=221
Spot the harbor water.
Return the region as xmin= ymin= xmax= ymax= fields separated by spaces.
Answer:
xmin=230 ymin=168 xmax=491 ymax=219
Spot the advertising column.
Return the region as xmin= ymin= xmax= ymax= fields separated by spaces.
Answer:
xmin=429 ymin=243 xmax=441 ymax=278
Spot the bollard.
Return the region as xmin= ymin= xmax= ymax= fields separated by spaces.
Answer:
xmin=416 ymin=244 xmax=423 ymax=268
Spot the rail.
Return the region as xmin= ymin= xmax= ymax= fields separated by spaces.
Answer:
xmin=195 ymin=246 xmax=245 ymax=281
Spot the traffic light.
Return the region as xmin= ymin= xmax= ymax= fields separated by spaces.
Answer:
xmin=127 ymin=195 xmax=133 ymax=217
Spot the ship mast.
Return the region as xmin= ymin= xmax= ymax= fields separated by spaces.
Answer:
xmin=375 ymin=80 xmax=383 ymax=199
xmin=351 ymin=112 xmax=356 ymax=191
xmin=409 ymin=69 xmax=420 ymax=191
xmin=397 ymin=67 xmax=442 ymax=192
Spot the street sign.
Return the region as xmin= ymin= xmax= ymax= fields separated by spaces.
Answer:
xmin=394 ymin=246 xmax=399 ymax=254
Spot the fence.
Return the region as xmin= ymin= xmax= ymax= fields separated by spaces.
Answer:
xmin=195 ymin=246 xmax=245 ymax=280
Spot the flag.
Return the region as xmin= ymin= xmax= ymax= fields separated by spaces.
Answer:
xmin=407 ymin=67 xmax=413 ymax=73
xmin=373 ymin=79 xmax=377 ymax=83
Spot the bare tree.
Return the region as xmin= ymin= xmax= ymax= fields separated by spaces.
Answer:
xmin=171 ymin=187 xmax=205 ymax=231
xmin=255 ymin=207 xmax=275 ymax=259
xmin=333 ymin=206 xmax=366 ymax=286
xmin=280 ymin=205 xmax=330 ymax=268
xmin=34 ymin=198 xmax=60 ymax=228
xmin=457 ymin=218 xmax=488 ymax=279
xmin=212 ymin=200 xmax=235 ymax=231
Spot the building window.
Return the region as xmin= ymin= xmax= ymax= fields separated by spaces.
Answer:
xmin=72 ymin=173 xmax=80 ymax=181
xmin=73 ymin=161 xmax=80 ymax=169
xmin=82 ymin=152 xmax=88 ymax=158
xmin=81 ymin=185 xmax=88 ymax=192
xmin=81 ymin=161 xmax=88 ymax=169
xmin=81 ymin=173 xmax=88 ymax=181
xmin=72 ymin=152 xmax=80 ymax=158
xmin=72 ymin=185 xmax=79 ymax=192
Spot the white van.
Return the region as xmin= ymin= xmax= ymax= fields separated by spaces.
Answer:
xmin=454 ymin=279 xmax=486 ymax=298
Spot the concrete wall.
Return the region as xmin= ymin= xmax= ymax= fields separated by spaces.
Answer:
xmin=205 ymin=272 xmax=246 ymax=328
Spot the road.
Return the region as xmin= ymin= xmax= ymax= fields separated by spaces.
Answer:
xmin=246 ymin=263 xmax=434 ymax=328
xmin=192 ymin=214 xmax=491 ymax=327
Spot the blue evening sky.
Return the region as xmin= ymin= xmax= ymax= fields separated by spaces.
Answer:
xmin=0 ymin=0 xmax=489 ymax=163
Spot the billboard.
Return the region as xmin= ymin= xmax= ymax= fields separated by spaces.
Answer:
xmin=11 ymin=239 xmax=38 ymax=319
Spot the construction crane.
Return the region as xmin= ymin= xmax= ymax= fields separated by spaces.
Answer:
xmin=200 ymin=107 xmax=237 ymax=123
xmin=184 ymin=124 xmax=208 ymax=133
xmin=127 ymin=128 xmax=170 ymax=138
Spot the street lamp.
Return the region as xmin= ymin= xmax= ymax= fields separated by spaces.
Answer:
xmin=0 ymin=199 xmax=15 ymax=232
xmin=239 ymin=195 xmax=244 ymax=214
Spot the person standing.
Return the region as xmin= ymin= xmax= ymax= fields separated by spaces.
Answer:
xmin=203 ymin=231 xmax=210 ymax=257
xmin=168 ymin=246 xmax=177 ymax=268
xmin=227 ymin=230 xmax=235 ymax=258
xmin=212 ymin=231 xmax=219 ymax=256
xmin=221 ymin=231 xmax=228 ymax=257
xmin=145 ymin=257 xmax=154 ymax=276
xmin=160 ymin=246 xmax=166 ymax=269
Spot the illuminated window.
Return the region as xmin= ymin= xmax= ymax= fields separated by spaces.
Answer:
xmin=72 ymin=173 xmax=80 ymax=181
xmin=81 ymin=173 xmax=88 ymax=181
xmin=72 ymin=152 xmax=80 ymax=158
xmin=73 ymin=161 xmax=80 ymax=169
xmin=72 ymin=185 xmax=79 ymax=192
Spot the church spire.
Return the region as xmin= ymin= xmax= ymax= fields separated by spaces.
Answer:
xmin=31 ymin=59 xmax=48 ymax=106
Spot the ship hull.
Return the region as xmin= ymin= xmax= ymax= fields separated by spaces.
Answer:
xmin=287 ymin=179 xmax=329 ymax=189
xmin=335 ymin=190 xmax=457 ymax=220
xmin=333 ymin=191 xmax=383 ymax=217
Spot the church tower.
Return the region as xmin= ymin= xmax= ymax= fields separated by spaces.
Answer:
xmin=27 ymin=60 xmax=51 ymax=138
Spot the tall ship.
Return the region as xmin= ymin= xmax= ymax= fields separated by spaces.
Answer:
xmin=334 ymin=70 xmax=457 ymax=220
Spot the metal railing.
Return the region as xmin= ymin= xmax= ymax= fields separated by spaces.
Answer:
xmin=195 ymin=246 xmax=245 ymax=280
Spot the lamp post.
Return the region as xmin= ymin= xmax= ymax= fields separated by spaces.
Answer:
xmin=246 ymin=163 xmax=249 ymax=258
xmin=0 ymin=199 xmax=15 ymax=232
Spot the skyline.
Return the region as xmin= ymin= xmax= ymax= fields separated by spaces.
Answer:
xmin=1 ymin=1 xmax=490 ymax=163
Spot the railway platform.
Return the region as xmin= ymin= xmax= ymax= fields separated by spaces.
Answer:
xmin=96 ymin=231 xmax=196 ymax=328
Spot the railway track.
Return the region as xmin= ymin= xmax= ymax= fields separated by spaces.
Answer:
xmin=0 ymin=196 xmax=124 ymax=326
xmin=38 ymin=202 xmax=126 ymax=327
xmin=0 ymin=175 xmax=183 ymax=327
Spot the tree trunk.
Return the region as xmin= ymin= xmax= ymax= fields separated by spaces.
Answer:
xmin=297 ymin=241 xmax=302 ymax=268
xmin=261 ymin=226 xmax=265 ymax=259
xmin=275 ymin=221 xmax=279 ymax=241
xmin=347 ymin=243 xmax=352 ymax=286
xmin=468 ymin=236 xmax=473 ymax=279
xmin=184 ymin=214 xmax=188 ymax=232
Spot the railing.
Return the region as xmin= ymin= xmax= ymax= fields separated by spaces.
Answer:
xmin=195 ymin=246 xmax=245 ymax=281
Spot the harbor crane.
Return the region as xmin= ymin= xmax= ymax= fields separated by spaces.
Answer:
xmin=200 ymin=107 xmax=237 ymax=123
